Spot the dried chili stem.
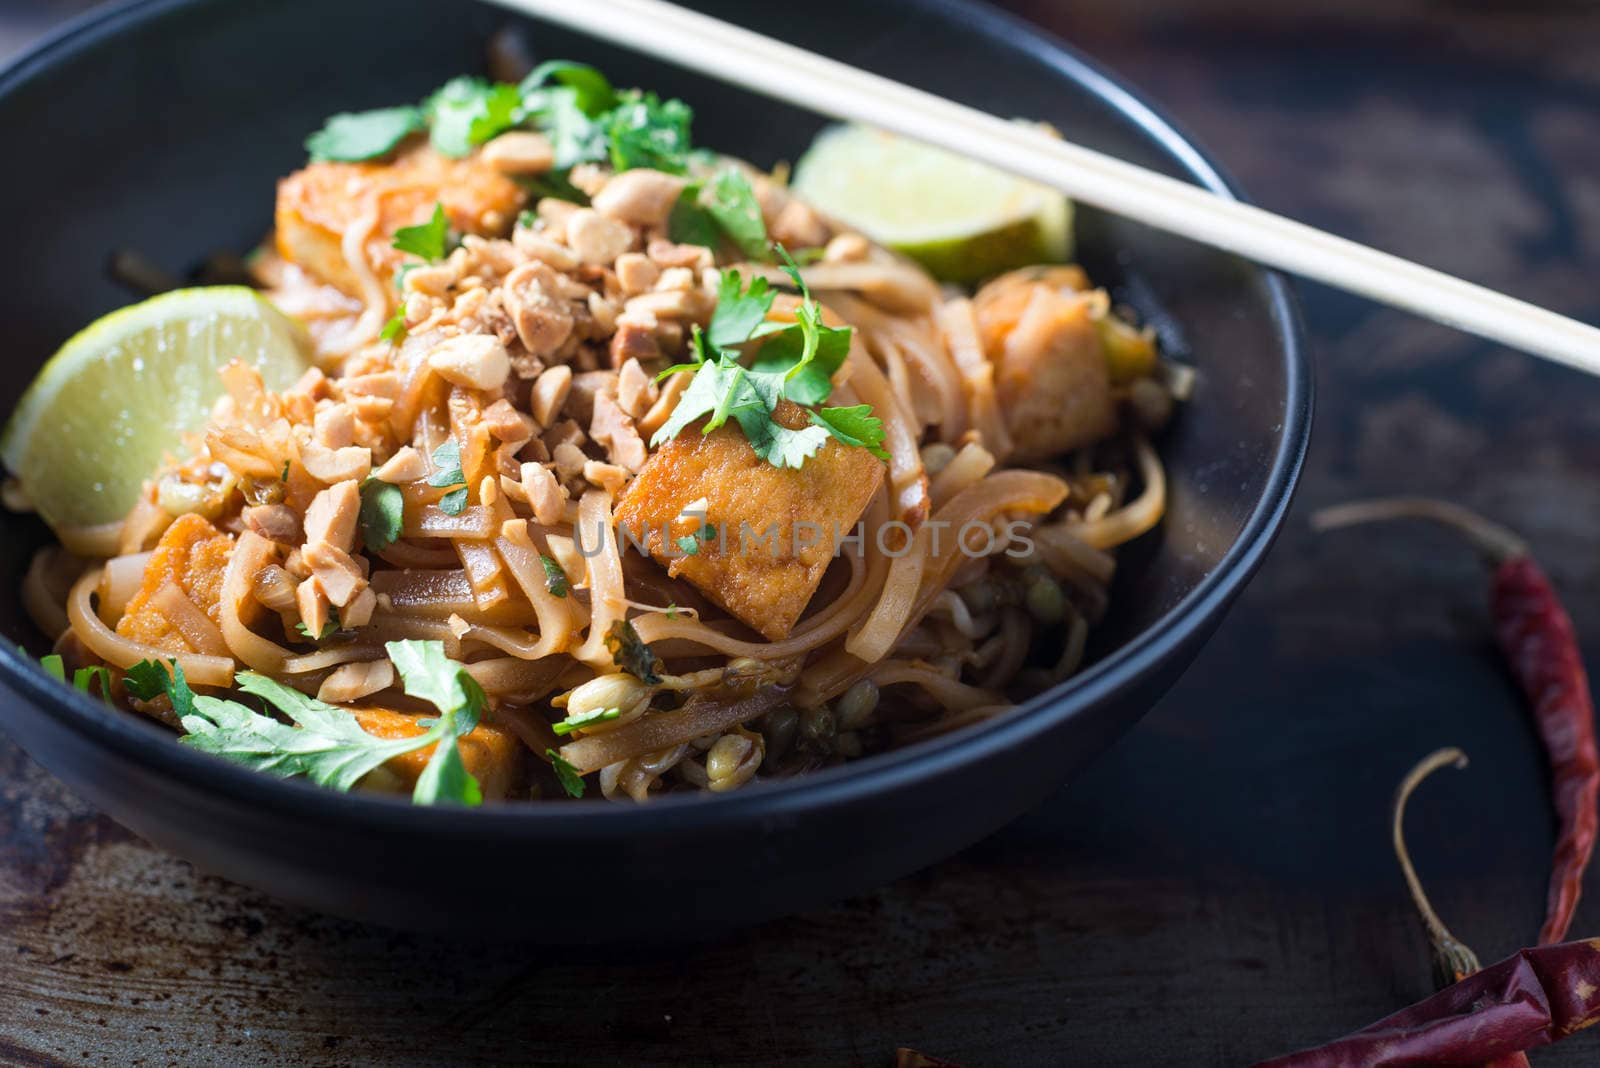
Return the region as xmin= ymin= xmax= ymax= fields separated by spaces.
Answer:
xmin=1310 ymin=496 xmax=1527 ymax=563
xmin=1392 ymin=747 xmax=1481 ymax=987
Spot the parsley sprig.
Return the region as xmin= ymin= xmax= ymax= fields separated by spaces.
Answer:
xmin=650 ymin=246 xmax=888 ymax=468
xmin=127 ymin=643 xmax=486 ymax=807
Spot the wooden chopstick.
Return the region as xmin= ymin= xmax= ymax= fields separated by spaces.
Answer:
xmin=483 ymin=0 xmax=1600 ymax=377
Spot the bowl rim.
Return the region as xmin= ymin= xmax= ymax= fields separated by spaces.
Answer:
xmin=0 ymin=0 xmax=1311 ymax=835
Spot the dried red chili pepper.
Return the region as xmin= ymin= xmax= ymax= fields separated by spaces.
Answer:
xmin=1252 ymin=938 xmax=1600 ymax=1067
xmin=1315 ymin=498 xmax=1600 ymax=944
xmin=1277 ymin=498 xmax=1600 ymax=1065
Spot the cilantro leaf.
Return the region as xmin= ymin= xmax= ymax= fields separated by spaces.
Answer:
xmin=359 ymin=479 xmax=405 ymax=552
xmin=123 ymin=659 xmax=170 ymax=701
xmin=520 ymin=60 xmax=615 ymax=117
xmin=525 ymin=86 xmax=610 ymax=171
xmin=547 ymin=748 xmax=587 ymax=797
xmin=648 ymin=356 xmax=754 ymax=447
xmin=522 ymin=170 xmax=590 ymax=206
xmin=295 ymin=611 xmax=341 ymax=641
xmin=73 ymin=665 xmax=114 ymax=702
xmin=733 ymin=407 xmax=832 ymax=469
xmin=379 ymin=309 xmax=407 ymax=345
xmin=121 ymin=658 xmax=197 ymax=718
xmin=428 ymin=440 xmax=465 ymax=487
xmin=706 ymin=271 xmax=775 ymax=349
xmin=676 ymin=522 xmax=718 ymax=556
xmin=425 ymin=77 xmax=522 ymax=157
xmin=540 ymin=554 xmax=570 ymax=598
xmin=413 ymin=731 xmax=483 ymax=806
xmin=604 ymin=620 xmax=662 ymax=684
xmin=306 ymin=106 xmax=424 ymax=162
xmin=393 ymin=203 xmax=451 ymax=262
xmin=179 ymin=659 xmax=480 ymax=806
xmin=605 ymin=90 xmax=693 ymax=173
xmin=748 ymin=318 xmax=852 ymax=407
xmin=551 ymin=707 xmax=621 ymax=736
xmin=386 ymin=640 xmax=473 ymax=728
xmin=811 ymin=405 xmax=889 ymax=461
xmin=703 ymin=169 xmax=770 ymax=260
xmin=427 ymin=440 xmax=469 ymax=515
xmin=667 ymin=183 xmax=721 ymax=249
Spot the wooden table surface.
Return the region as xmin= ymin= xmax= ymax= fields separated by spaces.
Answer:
xmin=5 ymin=0 xmax=1600 ymax=1064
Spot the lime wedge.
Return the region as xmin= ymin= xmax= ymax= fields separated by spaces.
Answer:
xmin=792 ymin=124 xmax=1073 ymax=284
xmin=1 ymin=287 xmax=312 ymax=532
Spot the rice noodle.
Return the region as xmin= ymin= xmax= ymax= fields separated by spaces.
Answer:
xmin=217 ymin=531 xmax=293 ymax=676
xmin=571 ymin=489 xmax=624 ymax=670
xmin=1065 ymin=437 xmax=1165 ymax=550
xmin=67 ymin=569 xmax=234 ymax=686
xmin=98 ymin=551 xmax=154 ymax=620
xmin=151 ymin=584 xmax=229 ymax=656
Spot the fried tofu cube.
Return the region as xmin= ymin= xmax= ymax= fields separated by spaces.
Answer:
xmin=975 ymin=279 xmax=1117 ymax=462
xmin=614 ymin=401 xmax=885 ymax=640
xmin=115 ymin=513 xmax=235 ymax=653
xmin=275 ymin=143 xmax=527 ymax=297
xmin=349 ymin=706 xmax=525 ymax=802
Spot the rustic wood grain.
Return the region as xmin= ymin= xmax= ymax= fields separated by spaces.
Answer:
xmin=4 ymin=0 xmax=1600 ymax=1064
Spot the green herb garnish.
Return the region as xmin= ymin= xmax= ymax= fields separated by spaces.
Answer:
xmin=427 ymin=440 xmax=469 ymax=516
xmin=359 ymin=478 xmax=405 ymax=552
xmin=303 ymin=63 xmax=693 ymax=181
xmin=294 ymin=611 xmax=341 ymax=642
xmin=379 ymin=309 xmax=408 ymax=345
xmin=603 ymin=619 xmax=661 ymax=685
xmin=540 ymin=554 xmax=570 ymax=598
xmin=546 ymin=748 xmax=587 ymax=797
xmin=702 ymin=169 xmax=770 ymax=260
xmin=551 ymin=707 xmax=621 ymax=736
xmin=31 ymin=652 xmax=112 ymax=704
xmin=171 ymin=641 xmax=484 ymax=806
xmin=676 ymin=522 xmax=718 ymax=556
xmin=668 ymin=170 xmax=771 ymax=260
xmin=648 ymin=249 xmax=885 ymax=469
xmin=424 ymin=77 xmax=522 ymax=158
xmin=306 ymin=106 xmax=425 ymax=162
xmin=392 ymin=203 xmax=451 ymax=262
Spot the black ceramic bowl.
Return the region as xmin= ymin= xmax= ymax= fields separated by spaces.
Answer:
xmin=0 ymin=0 xmax=1309 ymax=935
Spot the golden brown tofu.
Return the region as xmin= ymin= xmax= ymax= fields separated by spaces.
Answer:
xmin=350 ymin=705 xmax=525 ymax=802
xmin=976 ymin=277 xmax=1118 ymax=462
xmin=614 ymin=401 xmax=885 ymax=640
xmin=275 ymin=142 xmax=526 ymax=298
xmin=115 ymin=514 xmax=234 ymax=653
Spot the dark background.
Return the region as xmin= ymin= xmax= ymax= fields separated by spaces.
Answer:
xmin=3 ymin=0 xmax=1600 ymax=1064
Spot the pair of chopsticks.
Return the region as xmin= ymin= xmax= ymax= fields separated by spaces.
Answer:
xmin=484 ymin=0 xmax=1600 ymax=377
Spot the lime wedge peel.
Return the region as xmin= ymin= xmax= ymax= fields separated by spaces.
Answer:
xmin=1 ymin=287 xmax=312 ymax=532
xmin=791 ymin=124 xmax=1073 ymax=284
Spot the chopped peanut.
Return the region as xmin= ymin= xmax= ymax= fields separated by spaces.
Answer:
xmin=565 ymin=208 xmax=633 ymax=266
xmin=373 ymin=446 xmax=426 ymax=484
xmin=427 ymin=335 xmax=511 ymax=391
xmin=521 ymin=462 xmax=567 ymax=526
xmin=302 ymin=480 xmax=361 ymax=552
xmin=481 ymin=131 xmax=555 ymax=175
xmin=529 ymin=365 xmax=573 ymax=427
xmin=316 ymin=660 xmax=395 ymax=704
xmin=590 ymin=169 xmax=687 ymax=227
